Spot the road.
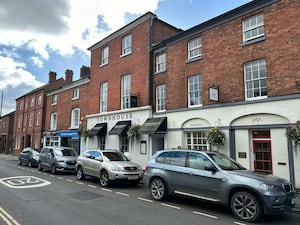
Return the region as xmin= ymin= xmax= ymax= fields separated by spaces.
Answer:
xmin=0 ymin=158 xmax=299 ymax=225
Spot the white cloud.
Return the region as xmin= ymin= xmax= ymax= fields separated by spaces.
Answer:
xmin=30 ymin=56 xmax=44 ymax=68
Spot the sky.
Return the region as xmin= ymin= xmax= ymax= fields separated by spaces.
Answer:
xmin=0 ymin=0 xmax=252 ymax=116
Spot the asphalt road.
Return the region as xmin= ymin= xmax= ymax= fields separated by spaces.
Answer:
xmin=0 ymin=159 xmax=299 ymax=225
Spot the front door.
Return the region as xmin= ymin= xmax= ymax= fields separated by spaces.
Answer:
xmin=252 ymin=130 xmax=273 ymax=174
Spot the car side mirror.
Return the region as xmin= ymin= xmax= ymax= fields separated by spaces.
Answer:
xmin=205 ymin=164 xmax=218 ymax=173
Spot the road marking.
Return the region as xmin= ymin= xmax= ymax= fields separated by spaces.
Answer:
xmin=101 ymin=188 xmax=112 ymax=192
xmin=137 ymin=197 xmax=153 ymax=203
xmin=88 ymin=184 xmax=97 ymax=188
xmin=76 ymin=181 xmax=85 ymax=185
xmin=116 ymin=191 xmax=130 ymax=197
xmin=161 ymin=203 xmax=181 ymax=210
xmin=0 ymin=207 xmax=21 ymax=225
xmin=66 ymin=179 xmax=73 ymax=182
xmin=193 ymin=211 xmax=218 ymax=219
xmin=234 ymin=222 xmax=247 ymax=225
xmin=0 ymin=176 xmax=51 ymax=189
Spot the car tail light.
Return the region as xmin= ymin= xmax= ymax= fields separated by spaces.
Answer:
xmin=145 ymin=165 xmax=149 ymax=171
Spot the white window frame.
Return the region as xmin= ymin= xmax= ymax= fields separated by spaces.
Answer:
xmin=244 ymin=59 xmax=267 ymax=100
xmin=71 ymin=108 xmax=80 ymax=129
xmin=29 ymin=113 xmax=33 ymax=127
xmin=50 ymin=113 xmax=57 ymax=130
xmin=121 ymin=74 xmax=131 ymax=109
xmin=188 ymin=74 xmax=202 ymax=107
xmin=30 ymin=97 xmax=35 ymax=107
xmin=37 ymin=95 xmax=42 ymax=105
xmin=52 ymin=94 xmax=57 ymax=105
xmin=121 ymin=34 xmax=132 ymax=56
xmin=72 ymin=87 xmax=79 ymax=100
xmin=36 ymin=111 xmax=41 ymax=126
xmin=242 ymin=14 xmax=264 ymax=42
xmin=101 ymin=46 xmax=109 ymax=66
xmin=100 ymin=82 xmax=108 ymax=113
xmin=186 ymin=131 xmax=209 ymax=150
xmin=18 ymin=116 xmax=21 ymax=129
xmin=188 ymin=37 xmax=202 ymax=60
xmin=156 ymin=84 xmax=166 ymax=112
xmin=156 ymin=53 xmax=166 ymax=73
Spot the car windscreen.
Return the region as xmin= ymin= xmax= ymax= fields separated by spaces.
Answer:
xmin=55 ymin=148 xmax=77 ymax=156
xmin=32 ymin=150 xmax=40 ymax=155
xmin=102 ymin=151 xmax=128 ymax=161
xmin=207 ymin=153 xmax=245 ymax=171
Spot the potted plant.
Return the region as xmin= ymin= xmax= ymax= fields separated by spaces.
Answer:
xmin=207 ymin=127 xmax=225 ymax=151
xmin=287 ymin=120 xmax=300 ymax=151
xmin=127 ymin=125 xmax=141 ymax=141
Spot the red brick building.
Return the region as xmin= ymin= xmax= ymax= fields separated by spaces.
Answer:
xmin=86 ymin=12 xmax=181 ymax=164
xmin=0 ymin=111 xmax=15 ymax=154
xmin=13 ymin=72 xmax=67 ymax=155
xmin=43 ymin=68 xmax=90 ymax=154
xmin=151 ymin=0 xmax=300 ymax=187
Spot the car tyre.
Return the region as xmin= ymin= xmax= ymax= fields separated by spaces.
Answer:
xmin=100 ymin=170 xmax=110 ymax=187
xmin=18 ymin=160 xmax=22 ymax=166
xmin=28 ymin=160 xmax=32 ymax=168
xmin=38 ymin=162 xmax=43 ymax=171
xmin=76 ymin=166 xmax=85 ymax=180
xmin=231 ymin=191 xmax=262 ymax=222
xmin=51 ymin=164 xmax=56 ymax=175
xmin=150 ymin=178 xmax=168 ymax=201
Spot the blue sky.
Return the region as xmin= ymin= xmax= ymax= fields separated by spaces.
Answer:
xmin=0 ymin=0 xmax=251 ymax=115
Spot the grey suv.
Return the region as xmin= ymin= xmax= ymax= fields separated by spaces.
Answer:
xmin=144 ymin=149 xmax=296 ymax=222
xmin=38 ymin=147 xmax=78 ymax=174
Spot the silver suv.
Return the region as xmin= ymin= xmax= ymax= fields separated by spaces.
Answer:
xmin=38 ymin=147 xmax=78 ymax=174
xmin=76 ymin=149 xmax=144 ymax=187
xmin=144 ymin=149 xmax=296 ymax=222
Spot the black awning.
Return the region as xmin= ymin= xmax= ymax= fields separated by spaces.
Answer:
xmin=139 ymin=117 xmax=167 ymax=134
xmin=109 ymin=120 xmax=131 ymax=135
xmin=87 ymin=123 xmax=107 ymax=136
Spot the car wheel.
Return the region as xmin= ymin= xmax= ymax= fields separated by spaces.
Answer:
xmin=51 ymin=164 xmax=56 ymax=175
xmin=231 ymin=191 xmax=262 ymax=222
xmin=76 ymin=166 xmax=85 ymax=180
xmin=28 ymin=160 xmax=32 ymax=168
xmin=18 ymin=160 xmax=22 ymax=166
xmin=100 ymin=170 xmax=110 ymax=187
xmin=150 ymin=178 xmax=168 ymax=201
xmin=38 ymin=162 xmax=43 ymax=171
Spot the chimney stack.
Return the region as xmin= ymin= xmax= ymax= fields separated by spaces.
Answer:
xmin=80 ymin=65 xmax=90 ymax=78
xmin=65 ymin=69 xmax=73 ymax=83
xmin=48 ymin=71 xmax=57 ymax=83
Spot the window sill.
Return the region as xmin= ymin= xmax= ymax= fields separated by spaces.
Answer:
xmin=72 ymin=97 xmax=79 ymax=101
xmin=186 ymin=56 xmax=202 ymax=64
xmin=99 ymin=63 xmax=108 ymax=67
xmin=241 ymin=36 xmax=265 ymax=47
xmin=154 ymin=70 xmax=167 ymax=75
xmin=120 ymin=52 xmax=132 ymax=58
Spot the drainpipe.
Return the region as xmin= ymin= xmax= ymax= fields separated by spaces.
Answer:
xmin=148 ymin=15 xmax=155 ymax=110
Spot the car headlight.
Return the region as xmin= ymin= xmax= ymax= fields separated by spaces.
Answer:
xmin=109 ymin=165 xmax=123 ymax=172
xmin=32 ymin=155 xmax=39 ymax=160
xmin=259 ymin=183 xmax=283 ymax=192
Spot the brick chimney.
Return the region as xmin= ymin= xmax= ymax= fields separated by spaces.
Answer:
xmin=80 ymin=65 xmax=90 ymax=78
xmin=65 ymin=69 xmax=73 ymax=83
xmin=48 ymin=71 xmax=57 ymax=83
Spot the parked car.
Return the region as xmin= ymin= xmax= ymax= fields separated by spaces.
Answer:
xmin=76 ymin=149 xmax=144 ymax=187
xmin=144 ymin=149 xmax=296 ymax=222
xmin=38 ymin=147 xmax=78 ymax=174
xmin=18 ymin=147 xmax=40 ymax=167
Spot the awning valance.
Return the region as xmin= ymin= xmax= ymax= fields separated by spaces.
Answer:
xmin=109 ymin=120 xmax=131 ymax=135
xmin=139 ymin=117 xmax=167 ymax=134
xmin=87 ymin=123 xmax=107 ymax=136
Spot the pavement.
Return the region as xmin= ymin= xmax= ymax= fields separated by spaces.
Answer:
xmin=0 ymin=153 xmax=299 ymax=214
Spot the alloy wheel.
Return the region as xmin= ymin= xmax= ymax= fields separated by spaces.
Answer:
xmin=150 ymin=178 xmax=167 ymax=201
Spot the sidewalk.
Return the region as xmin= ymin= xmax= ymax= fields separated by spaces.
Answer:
xmin=0 ymin=153 xmax=299 ymax=213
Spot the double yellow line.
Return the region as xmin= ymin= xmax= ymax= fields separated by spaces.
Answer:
xmin=0 ymin=207 xmax=20 ymax=225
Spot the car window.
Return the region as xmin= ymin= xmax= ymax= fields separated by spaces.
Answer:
xmin=32 ymin=150 xmax=40 ymax=155
xmin=165 ymin=151 xmax=187 ymax=167
xmin=188 ymin=152 xmax=212 ymax=170
xmin=93 ymin=151 xmax=101 ymax=158
xmin=155 ymin=152 xmax=169 ymax=163
xmin=207 ymin=153 xmax=245 ymax=170
xmin=54 ymin=148 xmax=77 ymax=156
xmin=41 ymin=148 xmax=49 ymax=155
xmin=102 ymin=151 xmax=128 ymax=161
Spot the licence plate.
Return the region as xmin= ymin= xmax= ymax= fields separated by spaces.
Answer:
xmin=291 ymin=198 xmax=296 ymax=205
xmin=128 ymin=175 xmax=138 ymax=180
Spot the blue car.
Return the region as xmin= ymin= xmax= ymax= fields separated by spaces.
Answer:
xmin=18 ymin=147 xmax=40 ymax=167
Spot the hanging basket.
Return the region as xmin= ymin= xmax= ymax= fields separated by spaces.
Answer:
xmin=287 ymin=120 xmax=300 ymax=151
xmin=207 ymin=127 xmax=225 ymax=151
